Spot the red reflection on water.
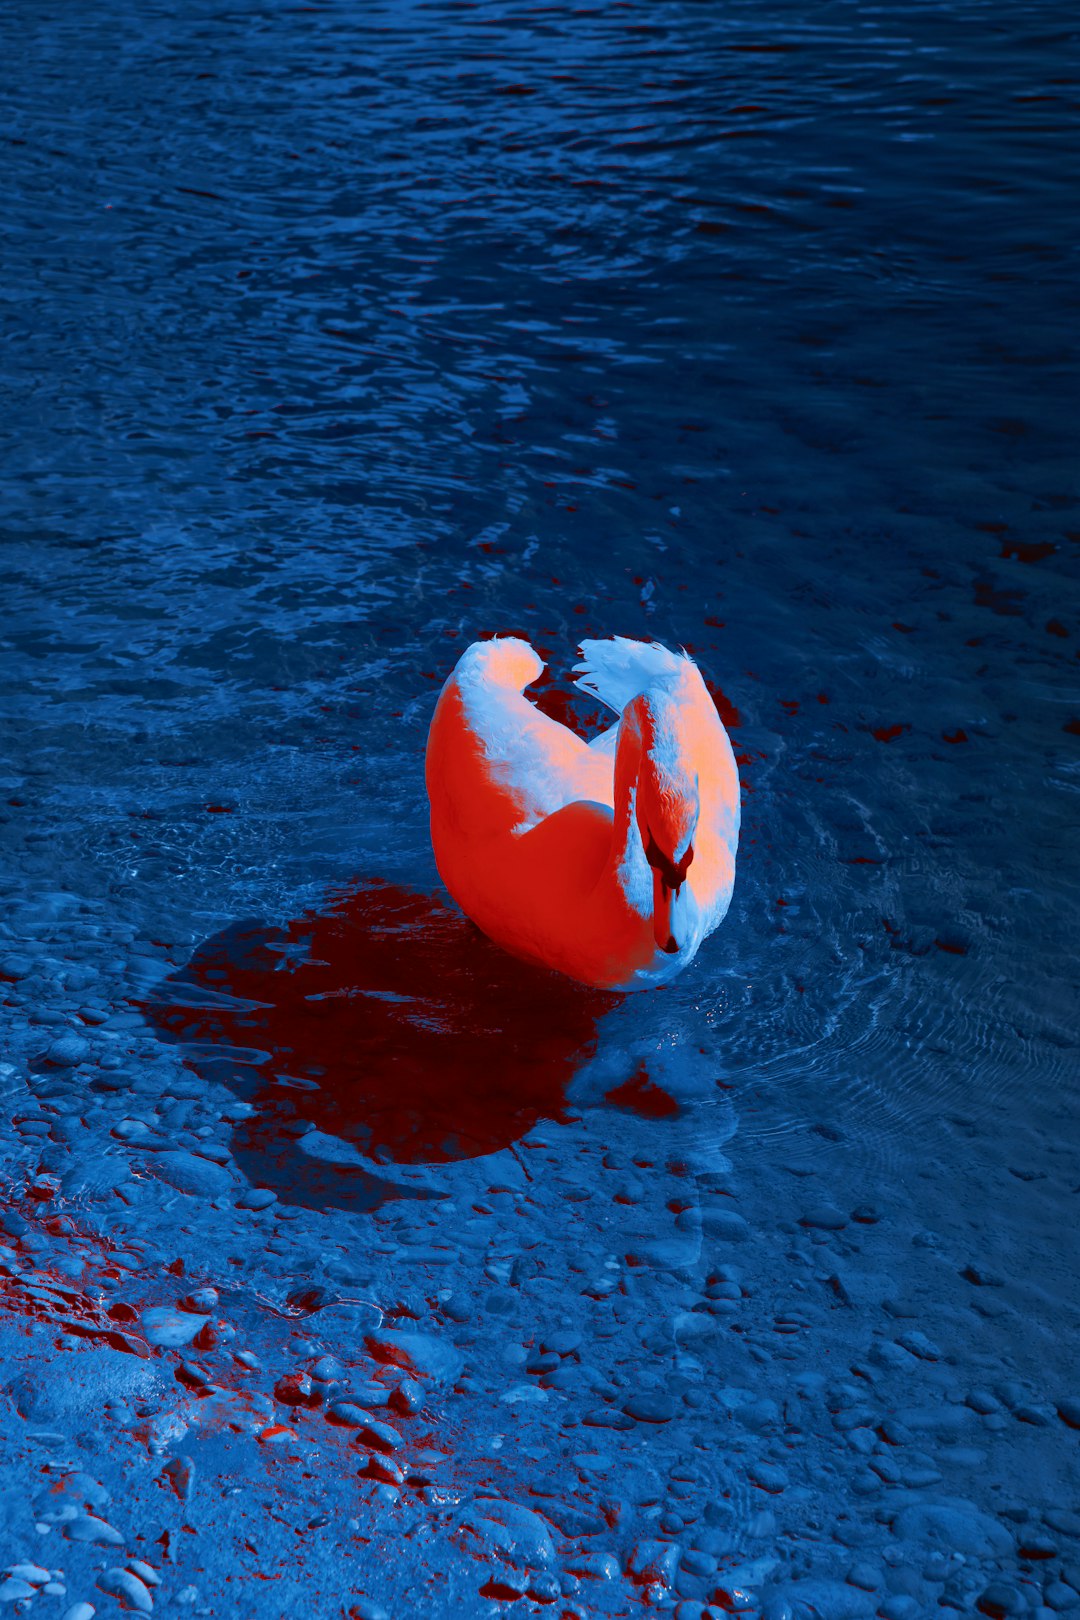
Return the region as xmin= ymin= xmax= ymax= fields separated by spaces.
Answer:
xmin=604 ymin=1062 xmax=678 ymax=1119
xmin=147 ymin=881 xmax=619 ymax=1169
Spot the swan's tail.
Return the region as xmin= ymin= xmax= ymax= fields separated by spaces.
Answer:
xmin=573 ymin=636 xmax=689 ymax=716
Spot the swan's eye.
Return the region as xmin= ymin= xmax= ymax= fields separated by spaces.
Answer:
xmin=644 ymin=833 xmax=694 ymax=890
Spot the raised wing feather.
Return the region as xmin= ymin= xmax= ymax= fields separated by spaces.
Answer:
xmin=573 ymin=636 xmax=689 ymax=716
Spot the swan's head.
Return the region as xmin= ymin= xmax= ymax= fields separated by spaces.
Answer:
xmin=634 ymin=701 xmax=699 ymax=955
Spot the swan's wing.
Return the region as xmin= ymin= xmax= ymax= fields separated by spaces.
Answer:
xmin=573 ymin=636 xmax=689 ymax=715
xmin=435 ymin=637 xmax=612 ymax=835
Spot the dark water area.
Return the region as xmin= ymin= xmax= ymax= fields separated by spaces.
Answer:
xmin=147 ymin=880 xmax=618 ymax=1195
xmin=2 ymin=0 xmax=1079 ymax=1615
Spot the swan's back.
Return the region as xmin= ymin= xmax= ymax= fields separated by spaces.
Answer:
xmin=426 ymin=638 xmax=611 ymax=846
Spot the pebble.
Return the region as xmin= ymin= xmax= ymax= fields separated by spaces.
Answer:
xmin=235 ymin=1188 xmax=277 ymax=1210
xmin=799 ymin=1204 xmax=848 ymax=1230
xmin=1045 ymin=1584 xmax=1080 ymax=1611
xmin=46 ymin=1036 xmax=90 ymax=1067
xmin=330 ymin=1385 xmax=390 ymax=1413
xmin=62 ymin=1607 xmax=95 ymax=1620
xmin=565 ymin=1551 xmax=620 ymax=1580
xmin=977 ymin=1582 xmax=1028 ymax=1616
xmin=7 ymin=1564 xmax=49 ymax=1586
xmin=347 ymin=1601 xmax=388 ymax=1620
xmin=892 ymin=1502 xmax=1012 ymax=1558
xmin=466 ymin=1500 xmax=556 ymax=1569
xmin=967 ymin=1389 xmax=1001 ymax=1414
xmin=1016 ymin=1403 xmax=1056 ymax=1425
xmin=363 ymin=1329 xmax=463 ymax=1384
xmin=64 ymin=1515 xmax=124 ymax=1545
xmin=97 ymin=1569 xmax=153 ymax=1613
xmin=142 ymin=1308 xmax=209 ymax=1348
xmin=542 ymin=1329 xmax=583 ymax=1356
xmin=360 ymin=1453 xmax=404 ymax=1487
xmin=389 ymin=1378 xmax=424 ymax=1416
xmin=151 ymin=1152 xmax=232 ymax=1199
xmin=879 ymin=1598 xmax=921 ymax=1620
xmin=749 ymin=1462 xmax=789 ymax=1494
xmin=763 ymin=1578 xmax=873 ymax=1618
xmin=179 ymin=1287 xmax=219 ymax=1312
xmin=0 ymin=954 xmax=35 ymax=980
xmin=353 ymin=1415 xmax=402 ymax=1453
xmin=1057 ymin=1399 xmax=1080 ymax=1430
xmin=0 ymin=1577 xmax=36 ymax=1602
xmin=896 ymin=1330 xmax=941 ymax=1361
xmin=700 ymin=1209 xmax=750 ymax=1242
xmin=311 ymin=1355 xmax=344 ymax=1381
xmin=623 ymin=1391 xmax=677 ymax=1423
xmin=329 ymin=1400 xmax=379 ymax=1427
xmin=626 ymin=1541 xmax=681 ymax=1586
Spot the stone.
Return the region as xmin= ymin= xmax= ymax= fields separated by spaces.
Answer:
xmin=235 ymin=1188 xmax=277 ymax=1210
xmin=0 ymin=1578 xmax=36 ymax=1602
xmin=623 ymin=1391 xmax=677 ymax=1423
xmin=1057 ymin=1399 xmax=1080 ymax=1430
xmin=354 ymin=1415 xmax=402 ymax=1453
xmin=142 ymin=1308 xmax=210 ymax=1348
xmin=749 ymin=1462 xmax=788 ymax=1494
xmin=465 ymin=1500 xmax=556 ymax=1570
xmin=976 ymin=1583 xmax=1027 ymax=1617
xmin=799 ymin=1204 xmax=847 ymax=1230
xmin=879 ymin=1599 xmax=921 ymax=1620
xmin=764 ymin=1579 xmax=873 ymax=1618
xmin=8 ymin=1566 xmax=49 ymax=1587
xmin=700 ymin=1209 xmax=750 ymax=1242
xmin=97 ymin=1569 xmax=152 ymax=1613
xmin=892 ymin=1501 xmax=1012 ymax=1558
xmin=565 ymin=1551 xmax=620 ymax=1580
xmin=64 ymin=1515 xmax=124 ymax=1545
xmin=626 ymin=1541 xmax=681 ymax=1587
xmin=1015 ymin=1404 xmax=1055 ymax=1426
xmin=46 ymin=1036 xmax=90 ymax=1067
xmin=152 ymin=1152 xmax=232 ymax=1199
xmin=896 ymin=1331 xmax=941 ymax=1361
xmin=363 ymin=1329 xmax=463 ymax=1384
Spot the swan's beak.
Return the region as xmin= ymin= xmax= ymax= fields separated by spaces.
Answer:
xmin=653 ymin=869 xmax=682 ymax=955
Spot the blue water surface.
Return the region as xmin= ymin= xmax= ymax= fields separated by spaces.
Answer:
xmin=2 ymin=0 xmax=1079 ymax=1615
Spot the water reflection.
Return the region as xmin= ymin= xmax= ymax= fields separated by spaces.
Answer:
xmin=145 ymin=880 xmax=619 ymax=1209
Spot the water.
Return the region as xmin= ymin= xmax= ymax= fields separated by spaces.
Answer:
xmin=2 ymin=0 xmax=1079 ymax=1614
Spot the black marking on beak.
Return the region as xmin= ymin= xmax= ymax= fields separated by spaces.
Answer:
xmin=644 ymin=833 xmax=694 ymax=894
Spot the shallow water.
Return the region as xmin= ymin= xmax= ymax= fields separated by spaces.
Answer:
xmin=2 ymin=0 xmax=1079 ymax=1615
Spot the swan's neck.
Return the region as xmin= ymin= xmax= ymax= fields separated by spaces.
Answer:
xmin=610 ymin=690 xmax=702 ymax=938
xmin=611 ymin=703 xmax=652 ymax=918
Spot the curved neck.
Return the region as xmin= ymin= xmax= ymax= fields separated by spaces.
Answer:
xmin=611 ymin=701 xmax=651 ymax=913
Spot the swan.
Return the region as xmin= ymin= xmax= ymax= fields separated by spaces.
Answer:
xmin=425 ymin=636 xmax=740 ymax=990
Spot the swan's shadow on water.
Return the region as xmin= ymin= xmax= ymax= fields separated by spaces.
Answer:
xmin=144 ymin=880 xmax=621 ymax=1213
